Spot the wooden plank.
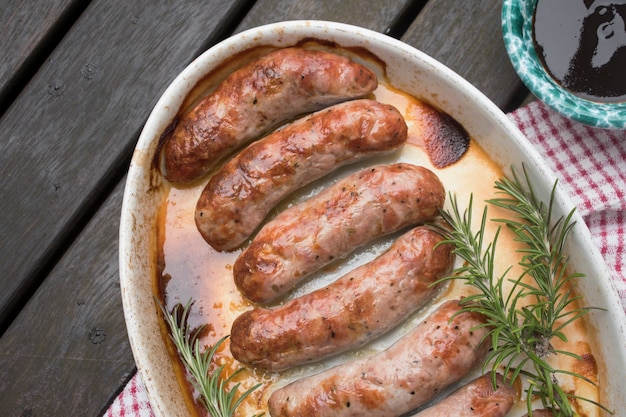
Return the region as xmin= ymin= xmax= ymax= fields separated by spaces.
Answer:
xmin=0 ymin=179 xmax=133 ymax=417
xmin=0 ymin=0 xmax=253 ymax=331
xmin=400 ymin=0 xmax=526 ymax=111
xmin=0 ymin=0 xmax=84 ymax=109
xmin=234 ymin=0 xmax=527 ymax=113
xmin=235 ymin=0 xmax=417 ymax=33
xmin=520 ymin=92 xmax=538 ymax=108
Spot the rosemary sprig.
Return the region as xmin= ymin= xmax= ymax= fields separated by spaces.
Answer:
xmin=158 ymin=299 xmax=264 ymax=417
xmin=435 ymin=165 xmax=609 ymax=417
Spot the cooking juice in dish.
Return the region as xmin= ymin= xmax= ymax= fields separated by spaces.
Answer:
xmin=156 ymin=53 xmax=602 ymax=417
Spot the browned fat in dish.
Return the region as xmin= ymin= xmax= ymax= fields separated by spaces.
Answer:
xmin=408 ymin=100 xmax=470 ymax=168
xmin=522 ymin=410 xmax=554 ymax=417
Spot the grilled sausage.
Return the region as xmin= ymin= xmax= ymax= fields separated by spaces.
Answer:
xmin=195 ymin=99 xmax=407 ymax=251
xmin=267 ymin=299 xmax=490 ymax=417
xmin=162 ymin=47 xmax=378 ymax=183
xmin=410 ymin=373 xmax=516 ymax=417
xmin=233 ymin=163 xmax=446 ymax=303
xmin=230 ymin=226 xmax=453 ymax=371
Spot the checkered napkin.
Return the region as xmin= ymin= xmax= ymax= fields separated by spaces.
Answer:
xmin=104 ymin=100 xmax=626 ymax=416
xmin=507 ymin=101 xmax=626 ymax=307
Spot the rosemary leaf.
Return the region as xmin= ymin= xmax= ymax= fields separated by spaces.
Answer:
xmin=158 ymin=299 xmax=264 ymax=417
xmin=433 ymin=164 xmax=611 ymax=417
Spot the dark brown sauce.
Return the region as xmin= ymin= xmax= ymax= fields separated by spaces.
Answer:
xmin=533 ymin=0 xmax=626 ymax=103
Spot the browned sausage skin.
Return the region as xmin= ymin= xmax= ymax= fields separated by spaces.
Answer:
xmin=267 ymin=299 xmax=490 ymax=417
xmin=162 ymin=47 xmax=378 ymax=183
xmin=230 ymin=226 xmax=453 ymax=371
xmin=233 ymin=163 xmax=446 ymax=303
xmin=411 ymin=373 xmax=516 ymax=417
xmin=195 ymin=99 xmax=407 ymax=251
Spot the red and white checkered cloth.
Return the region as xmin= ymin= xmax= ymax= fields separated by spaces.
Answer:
xmin=105 ymin=100 xmax=626 ymax=416
xmin=104 ymin=373 xmax=154 ymax=417
xmin=508 ymin=101 xmax=626 ymax=305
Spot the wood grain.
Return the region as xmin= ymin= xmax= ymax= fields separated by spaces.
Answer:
xmin=235 ymin=0 xmax=416 ymax=33
xmin=0 ymin=0 xmax=85 ymax=111
xmin=0 ymin=180 xmax=133 ymax=417
xmin=401 ymin=0 xmax=528 ymax=111
xmin=0 ymin=0 xmax=253 ymax=331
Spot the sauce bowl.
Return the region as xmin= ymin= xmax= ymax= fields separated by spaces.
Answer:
xmin=502 ymin=0 xmax=626 ymax=129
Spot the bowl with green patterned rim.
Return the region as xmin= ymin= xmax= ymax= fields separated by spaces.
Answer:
xmin=502 ymin=0 xmax=626 ymax=129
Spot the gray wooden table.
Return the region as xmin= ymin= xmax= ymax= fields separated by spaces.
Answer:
xmin=0 ymin=1 xmax=530 ymax=415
